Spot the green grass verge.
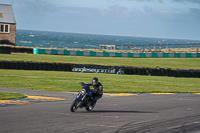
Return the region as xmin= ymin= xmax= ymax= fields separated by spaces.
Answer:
xmin=0 ymin=92 xmax=27 ymax=100
xmin=0 ymin=69 xmax=199 ymax=93
xmin=0 ymin=53 xmax=200 ymax=69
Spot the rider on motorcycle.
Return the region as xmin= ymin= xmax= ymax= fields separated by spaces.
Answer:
xmin=82 ymin=77 xmax=103 ymax=104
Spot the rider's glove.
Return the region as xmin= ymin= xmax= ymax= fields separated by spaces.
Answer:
xmin=80 ymin=82 xmax=85 ymax=86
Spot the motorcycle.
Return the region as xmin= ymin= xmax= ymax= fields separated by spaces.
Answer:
xmin=70 ymin=83 xmax=96 ymax=112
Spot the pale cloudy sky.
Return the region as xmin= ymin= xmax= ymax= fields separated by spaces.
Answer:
xmin=1 ymin=0 xmax=200 ymax=40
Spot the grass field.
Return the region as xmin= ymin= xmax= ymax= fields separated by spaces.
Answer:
xmin=0 ymin=92 xmax=27 ymax=100
xmin=0 ymin=53 xmax=199 ymax=93
xmin=0 ymin=69 xmax=199 ymax=93
xmin=0 ymin=53 xmax=200 ymax=69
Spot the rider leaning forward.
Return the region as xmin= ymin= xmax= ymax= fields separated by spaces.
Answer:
xmin=82 ymin=77 xmax=103 ymax=104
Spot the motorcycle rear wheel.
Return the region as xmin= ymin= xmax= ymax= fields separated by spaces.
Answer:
xmin=70 ymin=99 xmax=79 ymax=112
xmin=85 ymin=101 xmax=96 ymax=111
xmin=85 ymin=105 xmax=93 ymax=111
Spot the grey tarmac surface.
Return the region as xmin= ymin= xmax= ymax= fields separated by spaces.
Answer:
xmin=0 ymin=87 xmax=200 ymax=133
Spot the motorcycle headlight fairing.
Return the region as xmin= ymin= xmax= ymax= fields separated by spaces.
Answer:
xmin=81 ymin=89 xmax=86 ymax=95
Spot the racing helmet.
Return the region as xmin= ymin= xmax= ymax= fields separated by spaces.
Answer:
xmin=92 ymin=77 xmax=98 ymax=85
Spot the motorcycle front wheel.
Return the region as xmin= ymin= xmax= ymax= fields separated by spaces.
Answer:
xmin=70 ymin=99 xmax=79 ymax=112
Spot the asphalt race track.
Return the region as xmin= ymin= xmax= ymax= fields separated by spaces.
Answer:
xmin=0 ymin=87 xmax=200 ymax=133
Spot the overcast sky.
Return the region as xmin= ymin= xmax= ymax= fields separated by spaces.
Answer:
xmin=1 ymin=0 xmax=200 ymax=40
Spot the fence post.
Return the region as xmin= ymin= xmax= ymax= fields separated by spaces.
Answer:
xmin=154 ymin=44 xmax=155 ymax=51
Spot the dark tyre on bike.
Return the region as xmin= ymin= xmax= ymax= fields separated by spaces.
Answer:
xmin=85 ymin=105 xmax=93 ymax=111
xmin=70 ymin=99 xmax=79 ymax=112
xmin=85 ymin=101 xmax=96 ymax=111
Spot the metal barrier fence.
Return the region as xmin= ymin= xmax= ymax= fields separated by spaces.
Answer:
xmin=100 ymin=43 xmax=200 ymax=51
